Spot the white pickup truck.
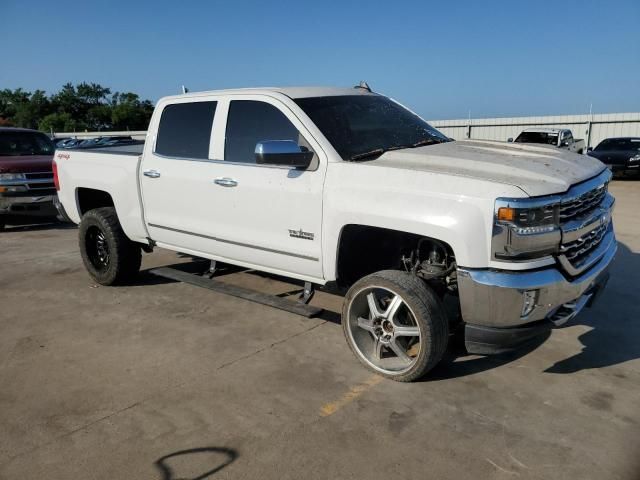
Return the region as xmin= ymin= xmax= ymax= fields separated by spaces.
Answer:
xmin=510 ymin=128 xmax=586 ymax=154
xmin=54 ymin=86 xmax=616 ymax=382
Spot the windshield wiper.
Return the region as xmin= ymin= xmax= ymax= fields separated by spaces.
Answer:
xmin=410 ymin=138 xmax=443 ymax=148
xmin=347 ymin=148 xmax=386 ymax=162
xmin=347 ymin=138 xmax=446 ymax=162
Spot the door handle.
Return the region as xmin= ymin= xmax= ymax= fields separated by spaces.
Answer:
xmin=143 ymin=169 xmax=161 ymax=178
xmin=214 ymin=177 xmax=238 ymax=187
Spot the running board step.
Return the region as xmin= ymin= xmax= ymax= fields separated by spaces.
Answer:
xmin=149 ymin=267 xmax=323 ymax=318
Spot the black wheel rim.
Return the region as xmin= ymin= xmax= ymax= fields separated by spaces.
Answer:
xmin=86 ymin=226 xmax=110 ymax=272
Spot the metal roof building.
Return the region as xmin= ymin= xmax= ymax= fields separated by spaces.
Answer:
xmin=429 ymin=112 xmax=640 ymax=149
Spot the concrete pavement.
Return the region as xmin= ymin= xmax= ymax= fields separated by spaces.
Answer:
xmin=0 ymin=181 xmax=638 ymax=480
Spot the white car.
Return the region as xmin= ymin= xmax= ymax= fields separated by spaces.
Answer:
xmin=53 ymin=86 xmax=616 ymax=381
xmin=510 ymin=128 xmax=586 ymax=154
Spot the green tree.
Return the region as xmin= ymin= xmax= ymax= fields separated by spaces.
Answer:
xmin=0 ymin=83 xmax=154 ymax=133
xmin=0 ymin=88 xmax=32 ymax=126
xmin=110 ymin=92 xmax=154 ymax=130
xmin=39 ymin=112 xmax=86 ymax=133
xmin=15 ymin=90 xmax=53 ymax=129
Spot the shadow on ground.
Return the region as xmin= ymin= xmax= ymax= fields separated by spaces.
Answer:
xmin=545 ymin=241 xmax=640 ymax=374
xmin=2 ymin=219 xmax=76 ymax=233
xmin=154 ymin=447 xmax=238 ymax=480
xmin=424 ymin=331 xmax=551 ymax=381
xmin=140 ymin=241 xmax=639 ymax=379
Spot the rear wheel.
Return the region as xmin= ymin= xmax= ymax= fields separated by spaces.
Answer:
xmin=342 ymin=270 xmax=449 ymax=382
xmin=79 ymin=207 xmax=141 ymax=285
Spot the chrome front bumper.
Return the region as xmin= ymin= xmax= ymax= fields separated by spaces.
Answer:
xmin=0 ymin=194 xmax=57 ymax=216
xmin=53 ymin=196 xmax=73 ymax=222
xmin=457 ymin=227 xmax=616 ymax=330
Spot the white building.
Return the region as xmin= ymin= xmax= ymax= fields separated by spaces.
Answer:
xmin=429 ymin=112 xmax=640 ymax=149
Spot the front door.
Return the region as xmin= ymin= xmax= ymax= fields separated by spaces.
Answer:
xmin=200 ymin=96 xmax=326 ymax=280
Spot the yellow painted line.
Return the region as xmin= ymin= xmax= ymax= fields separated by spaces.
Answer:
xmin=319 ymin=375 xmax=383 ymax=417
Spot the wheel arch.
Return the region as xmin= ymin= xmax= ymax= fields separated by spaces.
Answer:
xmin=332 ymin=224 xmax=456 ymax=288
xmin=76 ymin=187 xmax=115 ymax=216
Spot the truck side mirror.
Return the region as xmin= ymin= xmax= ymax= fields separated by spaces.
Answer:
xmin=561 ymin=140 xmax=569 ymax=147
xmin=507 ymin=137 xmax=513 ymax=143
xmin=255 ymin=140 xmax=314 ymax=169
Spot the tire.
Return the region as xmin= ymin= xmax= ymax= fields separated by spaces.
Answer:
xmin=342 ymin=270 xmax=449 ymax=382
xmin=79 ymin=207 xmax=141 ymax=285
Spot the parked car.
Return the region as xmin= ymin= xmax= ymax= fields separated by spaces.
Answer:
xmin=77 ymin=137 xmax=104 ymax=149
xmin=54 ymin=86 xmax=616 ymax=382
xmin=587 ymin=137 xmax=640 ymax=176
xmin=70 ymin=136 xmax=140 ymax=149
xmin=97 ymin=136 xmax=140 ymax=147
xmin=0 ymin=127 xmax=58 ymax=229
xmin=510 ymin=128 xmax=586 ymax=154
xmin=56 ymin=137 xmax=82 ymax=149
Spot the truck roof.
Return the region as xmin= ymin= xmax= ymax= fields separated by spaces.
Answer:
xmin=521 ymin=128 xmax=566 ymax=134
xmin=0 ymin=126 xmax=41 ymax=133
xmin=161 ymin=86 xmax=377 ymax=102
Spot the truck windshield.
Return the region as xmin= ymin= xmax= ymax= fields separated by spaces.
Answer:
xmin=294 ymin=95 xmax=450 ymax=161
xmin=514 ymin=132 xmax=558 ymax=146
xmin=0 ymin=131 xmax=55 ymax=156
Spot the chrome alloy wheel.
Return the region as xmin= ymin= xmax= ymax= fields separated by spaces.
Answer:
xmin=346 ymin=286 xmax=421 ymax=374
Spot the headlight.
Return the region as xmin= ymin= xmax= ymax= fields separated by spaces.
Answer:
xmin=492 ymin=197 xmax=561 ymax=261
xmin=0 ymin=173 xmax=26 ymax=182
xmin=629 ymin=154 xmax=640 ymax=163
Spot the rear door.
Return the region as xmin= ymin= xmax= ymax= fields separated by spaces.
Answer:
xmin=139 ymin=96 xmax=225 ymax=252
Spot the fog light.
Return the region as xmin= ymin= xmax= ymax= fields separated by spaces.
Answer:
xmin=521 ymin=289 xmax=539 ymax=318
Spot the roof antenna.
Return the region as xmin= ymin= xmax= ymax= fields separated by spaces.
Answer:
xmin=354 ymin=81 xmax=372 ymax=92
xmin=181 ymin=85 xmax=189 ymax=94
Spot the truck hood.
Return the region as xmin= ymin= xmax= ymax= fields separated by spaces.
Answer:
xmin=368 ymin=140 xmax=605 ymax=196
xmin=0 ymin=155 xmax=54 ymax=174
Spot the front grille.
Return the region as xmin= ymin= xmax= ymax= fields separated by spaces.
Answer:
xmin=21 ymin=172 xmax=55 ymax=192
xmin=25 ymin=172 xmax=53 ymax=180
xmin=560 ymin=222 xmax=608 ymax=265
xmin=26 ymin=182 xmax=55 ymax=191
xmin=559 ymin=183 xmax=607 ymax=221
xmin=557 ymin=173 xmax=612 ymax=275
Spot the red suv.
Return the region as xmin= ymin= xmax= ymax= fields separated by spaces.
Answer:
xmin=0 ymin=127 xmax=57 ymax=229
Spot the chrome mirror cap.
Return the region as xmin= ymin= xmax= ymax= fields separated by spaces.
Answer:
xmin=255 ymin=140 xmax=313 ymax=169
xmin=255 ymin=140 xmax=302 ymax=155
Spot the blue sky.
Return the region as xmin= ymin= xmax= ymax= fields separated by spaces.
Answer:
xmin=2 ymin=0 xmax=639 ymax=119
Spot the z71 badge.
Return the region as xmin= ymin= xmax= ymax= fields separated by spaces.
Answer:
xmin=288 ymin=228 xmax=314 ymax=240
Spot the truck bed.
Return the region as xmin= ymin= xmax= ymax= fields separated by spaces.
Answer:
xmin=55 ymin=145 xmax=148 ymax=243
xmin=66 ymin=142 xmax=145 ymax=155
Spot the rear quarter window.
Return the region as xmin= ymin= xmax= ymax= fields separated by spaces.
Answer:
xmin=155 ymin=101 xmax=217 ymax=159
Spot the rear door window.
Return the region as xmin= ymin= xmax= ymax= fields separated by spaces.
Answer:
xmin=155 ymin=101 xmax=217 ymax=159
